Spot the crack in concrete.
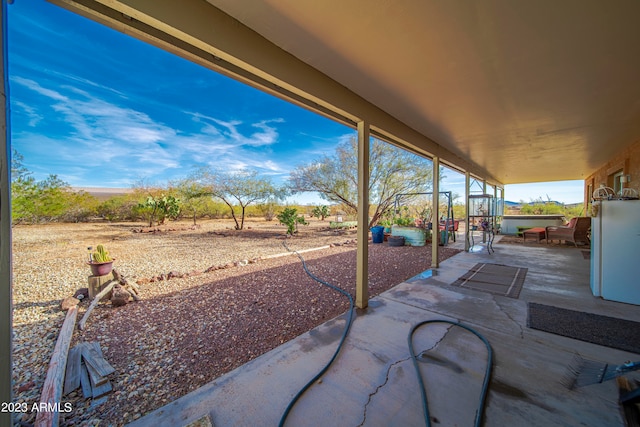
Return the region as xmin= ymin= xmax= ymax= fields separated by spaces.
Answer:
xmin=357 ymin=356 xmax=411 ymax=427
xmin=357 ymin=325 xmax=453 ymax=426
xmin=492 ymin=295 xmax=524 ymax=339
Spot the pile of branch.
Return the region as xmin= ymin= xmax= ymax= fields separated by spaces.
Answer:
xmin=79 ymin=269 xmax=140 ymax=330
xmin=113 ymin=269 xmax=141 ymax=303
xmin=64 ymin=342 xmax=115 ymax=401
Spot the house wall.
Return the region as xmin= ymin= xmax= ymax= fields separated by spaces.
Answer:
xmin=584 ymin=139 xmax=640 ymax=207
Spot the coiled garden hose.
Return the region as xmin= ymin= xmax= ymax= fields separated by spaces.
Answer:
xmin=279 ymin=242 xmax=355 ymax=427
xmin=408 ymin=320 xmax=493 ymax=427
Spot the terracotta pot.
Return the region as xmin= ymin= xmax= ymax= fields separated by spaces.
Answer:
xmin=88 ymin=260 xmax=114 ymax=276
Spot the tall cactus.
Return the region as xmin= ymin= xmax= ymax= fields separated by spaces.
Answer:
xmin=92 ymin=244 xmax=112 ymax=263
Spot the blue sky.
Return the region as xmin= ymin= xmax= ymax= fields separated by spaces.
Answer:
xmin=6 ymin=0 xmax=584 ymax=204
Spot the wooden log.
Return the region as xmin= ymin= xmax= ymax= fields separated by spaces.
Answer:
xmin=128 ymin=281 xmax=141 ymax=293
xmin=34 ymin=306 xmax=78 ymax=427
xmin=128 ymin=287 xmax=141 ymax=301
xmin=79 ymin=280 xmax=118 ymax=331
xmin=88 ymin=272 xmax=114 ymax=299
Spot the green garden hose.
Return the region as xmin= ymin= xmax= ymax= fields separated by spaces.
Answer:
xmin=279 ymin=242 xmax=355 ymax=427
xmin=408 ymin=320 xmax=493 ymax=427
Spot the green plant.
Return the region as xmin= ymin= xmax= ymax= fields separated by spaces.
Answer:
xmin=394 ymin=216 xmax=415 ymax=226
xmin=138 ymin=194 xmax=181 ymax=227
xmin=91 ymin=245 xmax=112 ymax=263
xmin=311 ymin=205 xmax=330 ymax=220
xmin=277 ymin=207 xmax=309 ymax=235
xmin=393 ymin=207 xmax=415 ymax=226
xmin=379 ymin=218 xmax=392 ymax=228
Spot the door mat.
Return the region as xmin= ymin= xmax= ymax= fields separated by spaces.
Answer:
xmin=527 ymin=303 xmax=640 ymax=354
xmin=451 ymin=263 xmax=527 ymax=299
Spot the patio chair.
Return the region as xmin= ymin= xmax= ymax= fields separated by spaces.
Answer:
xmin=445 ymin=219 xmax=460 ymax=242
xmin=545 ymin=217 xmax=591 ymax=247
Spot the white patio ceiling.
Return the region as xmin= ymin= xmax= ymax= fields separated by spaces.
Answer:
xmin=52 ymin=0 xmax=640 ymax=185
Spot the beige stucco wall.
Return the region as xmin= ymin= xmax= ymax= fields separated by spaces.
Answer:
xmin=585 ymin=138 xmax=640 ymax=206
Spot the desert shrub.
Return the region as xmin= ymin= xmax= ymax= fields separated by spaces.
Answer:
xmin=311 ymin=205 xmax=330 ymax=220
xmin=12 ymin=174 xmax=73 ymax=224
xmin=452 ymin=203 xmax=466 ymax=220
xmin=255 ymin=201 xmax=279 ymax=221
xmin=138 ymin=195 xmax=181 ymax=227
xmin=60 ymin=191 xmax=99 ymax=222
xmin=97 ymin=194 xmax=140 ymax=222
xmin=277 ymin=207 xmax=308 ymax=235
xmin=200 ymin=199 xmax=229 ymax=219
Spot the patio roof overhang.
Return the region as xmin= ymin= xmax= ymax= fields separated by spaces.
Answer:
xmin=48 ymin=0 xmax=640 ymax=185
xmin=5 ymin=2 xmax=639 ymax=419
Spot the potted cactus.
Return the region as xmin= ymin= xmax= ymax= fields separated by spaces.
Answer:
xmin=87 ymin=245 xmax=115 ymax=276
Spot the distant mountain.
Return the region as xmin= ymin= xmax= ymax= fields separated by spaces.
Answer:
xmin=504 ymin=200 xmax=575 ymax=207
xmin=73 ymin=187 xmax=133 ymax=200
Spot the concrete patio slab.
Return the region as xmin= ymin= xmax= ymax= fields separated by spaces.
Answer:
xmin=129 ymin=238 xmax=640 ymax=427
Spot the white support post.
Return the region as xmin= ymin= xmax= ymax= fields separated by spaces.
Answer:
xmin=465 ymin=171 xmax=470 ymax=252
xmin=356 ymin=121 xmax=369 ymax=309
xmin=431 ymin=156 xmax=439 ymax=268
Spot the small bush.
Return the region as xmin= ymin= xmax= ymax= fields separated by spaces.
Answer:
xmin=277 ymin=207 xmax=308 ymax=235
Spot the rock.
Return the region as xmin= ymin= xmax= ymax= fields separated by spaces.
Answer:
xmin=17 ymin=380 xmax=35 ymax=393
xmin=111 ymin=284 xmax=131 ymax=307
xmin=61 ymin=296 xmax=80 ymax=311
xmin=73 ymin=288 xmax=89 ymax=300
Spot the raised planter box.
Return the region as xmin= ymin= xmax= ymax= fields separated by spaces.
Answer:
xmin=329 ymin=221 xmax=357 ymax=229
xmin=391 ymin=225 xmax=426 ymax=246
xmin=501 ymin=215 xmax=565 ymax=235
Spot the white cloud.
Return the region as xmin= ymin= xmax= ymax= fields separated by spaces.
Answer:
xmin=12 ymin=100 xmax=42 ymax=127
xmin=189 ymin=113 xmax=283 ymax=147
xmin=12 ymin=76 xmax=69 ymax=102
xmin=12 ymin=77 xmax=299 ymax=186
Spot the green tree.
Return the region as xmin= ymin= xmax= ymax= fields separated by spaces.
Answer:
xmin=277 ymin=207 xmax=308 ymax=235
xmin=36 ymin=175 xmax=71 ymax=220
xmin=132 ymin=180 xmax=180 ymax=226
xmin=171 ymin=177 xmax=211 ymax=225
xmin=289 ymin=137 xmax=435 ymax=227
xmin=311 ymin=205 xmax=330 ymax=220
xmin=11 ymin=150 xmax=73 ymax=224
xmin=60 ymin=190 xmax=99 ymax=222
xmin=138 ymin=194 xmax=181 ymax=227
xmin=11 ymin=149 xmax=37 ymax=223
xmin=197 ymin=168 xmax=278 ymax=230
xmin=519 ymin=198 xmax=565 ymax=215
xmin=257 ymin=198 xmax=280 ymax=221
xmin=97 ymin=194 xmax=139 ymax=222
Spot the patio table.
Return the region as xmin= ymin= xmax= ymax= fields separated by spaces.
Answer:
xmin=522 ymin=227 xmax=546 ymax=243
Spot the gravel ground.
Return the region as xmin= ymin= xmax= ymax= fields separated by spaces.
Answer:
xmin=11 ymin=219 xmax=460 ymax=426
